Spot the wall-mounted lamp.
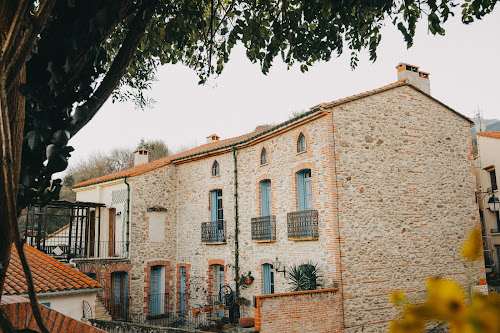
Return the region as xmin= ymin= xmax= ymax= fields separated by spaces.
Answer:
xmin=274 ymin=257 xmax=286 ymax=277
xmin=488 ymin=194 xmax=500 ymax=212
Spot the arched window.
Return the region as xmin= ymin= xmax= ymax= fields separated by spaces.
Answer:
xmin=297 ymin=133 xmax=306 ymax=153
xmin=212 ymin=160 xmax=219 ymax=176
xmin=260 ymin=148 xmax=268 ymax=165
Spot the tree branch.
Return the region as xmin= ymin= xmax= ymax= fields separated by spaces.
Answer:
xmin=6 ymin=0 xmax=56 ymax=93
xmin=69 ymin=0 xmax=160 ymax=137
xmin=0 ymin=0 xmax=33 ymax=63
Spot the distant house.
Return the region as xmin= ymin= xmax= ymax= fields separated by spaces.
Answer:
xmin=475 ymin=132 xmax=500 ymax=274
xmin=68 ymin=63 xmax=484 ymax=332
xmin=3 ymin=244 xmax=101 ymax=321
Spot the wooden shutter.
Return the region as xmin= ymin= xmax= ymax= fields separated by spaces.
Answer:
xmin=261 ymin=180 xmax=271 ymax=216
xmin=210 ymin=191 xmax=218 ymax=222
xmin=263 ymin=264 xmax=274 ymax=294
xmin=297 ymin=171 xmax=305 ymax=211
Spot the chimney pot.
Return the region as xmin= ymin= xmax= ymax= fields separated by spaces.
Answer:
xmin=206 ymin=134 xmax=220 ymax=144
xmin=396 ymin=62 xmax=431 ymax=95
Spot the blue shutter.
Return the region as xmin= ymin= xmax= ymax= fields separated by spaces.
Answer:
xmin=305 ymin=173 xmax=312 ymax=210
xmin=210 ymin=191 xmax=218 ymax=222
xmin=263 ymin=264 xmax=274 ymax=295
xmin=113 ymin=273 xmax=121 ymax=304
xmin=180 ymin=267 xmax=186 ymax=314
xmin=261 ymin=181 xmax=271 ymax=216
xmin=297 ymin=171 xmax=305 ymax=211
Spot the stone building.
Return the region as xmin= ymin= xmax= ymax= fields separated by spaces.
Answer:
xmin=73 ymin=63 xmax=484 ymax=332
xmin=475 ymin=132 xmax=500 ymax=274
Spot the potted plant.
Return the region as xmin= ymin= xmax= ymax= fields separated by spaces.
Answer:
xmin=238 ymin=317 xmax=255 ymax=328
xmin=234 ymin=296 xmax=251 ymax=306
xmin=201 ymin=304 xmax=213 ymax=312
xmin=214 ymin=300 xmax=225 ymax=310
xmin=192 ymin=308 xmax=200 ymax=318
xmin=237 ymin=271 xmax=254 ymax=286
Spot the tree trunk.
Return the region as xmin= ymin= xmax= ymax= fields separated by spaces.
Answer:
xmin=0 ymin=64 xmax=25 ymax=304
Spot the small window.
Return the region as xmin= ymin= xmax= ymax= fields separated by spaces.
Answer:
xmin=212 ymin=160 xmax=219 ymax=177
xmin=490 ymin=169 xmax=497 ymax=191
xmin=261 ymin=148 xmax=268 ymax=165
xmin=297 ymin=133 xmax=306 ymax=153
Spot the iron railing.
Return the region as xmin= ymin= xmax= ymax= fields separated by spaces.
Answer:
xmin=251 ymin=216 xmax=276 ymax=241
xmin=201 ymin=221 xmax=226 ymax=243
xmin=101 ymin=296 xmax=132 ymax=320
xmin=38 ymin=240 xmax=129 ymax=260
xmin=147 ymin=293 xmax=170 ymax=316
xmin=287 ymin=210 xmax=319 ymax=240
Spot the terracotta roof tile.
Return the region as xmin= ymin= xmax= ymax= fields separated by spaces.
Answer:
xmin=477 ymin=132 xmax=500 ymax=140
xmin=3 ymin=244 xmax=101 ymax=296
xmin=73 ymin=80 xmax=471 ymax=188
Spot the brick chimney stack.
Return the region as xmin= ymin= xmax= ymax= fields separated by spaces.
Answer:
xmin=396 ymin=63 xmax=431 ymax=95
xmin=133 ymin=148 xmax=149 ymax=166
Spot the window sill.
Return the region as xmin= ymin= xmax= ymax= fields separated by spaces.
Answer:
xmin=296 ymin=150 xmax=307 ymax=155
xmin=288 ymin=237 xmax=318 ymax=241
xmin=260 ymin=163 xmax=268 ymax=167
xmin=202 ymin=241 xmax=227 ymax=245
xmin=252 ymin=239 xmax=276 ymax=243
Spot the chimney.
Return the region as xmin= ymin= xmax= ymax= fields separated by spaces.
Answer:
xmin=206 ymin=134 xmax=220 ymax=144
xmin=396 ymin=63 xmax=431 ymax=95
xmin=133 ymin=148 xmax=150 ymax=166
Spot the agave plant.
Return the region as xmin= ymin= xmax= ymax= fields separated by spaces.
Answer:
xmin=286 ymin=261 xmax=322 ymax=292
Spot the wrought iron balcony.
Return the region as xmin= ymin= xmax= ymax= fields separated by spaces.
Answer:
xmin=251 ymin=216 xmax=276 ymax=241
xmin=287 ymin=210 xmax=319 ymax=240
xmin=201 ymin=220 xmax=226 ymax=243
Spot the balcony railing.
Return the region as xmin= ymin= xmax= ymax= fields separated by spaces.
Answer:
xmin=287 ymin=210 xmax=319 ymax=240
xmin=251 ymin=216 xmax=276 ymax=241
xmin=39 ymin=240 xmax=129 ymax=260
xmin=101 ymin=296 xmax=131 ymax=320
xmin=147 ymin=293 xmax=169 ymax=316
xmin=201 ymin=221 xmax=226 ymax=243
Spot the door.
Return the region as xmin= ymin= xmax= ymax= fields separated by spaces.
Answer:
xmin=108 ymin=208 xmax=116 ymax=256
xmin=111 ymin=272 xmax=127 ymax=319
xmin=216 ymin=266 xmax=224 ymax=316
xmin=263 ymin=264 xmax=274 ymax=295
xmin=88 ymin=210 xmax=95 ymax=257
xmin=260 ymin=180 xmax=271 ymax=216
xmin=150 ymin=266 xmax=162 ymax=314
xmin=180 ymin=266 xmax=187 ymax=314
xmin=210 ymin=190 xmax=223 ymax=242
xmin=298 ymin=169 xmax=313 ymax=211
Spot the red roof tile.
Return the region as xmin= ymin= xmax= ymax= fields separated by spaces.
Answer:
xmin=477 ymin=132 xmax=500 ymax=140
xmin=3 ymin=244 xmax=101 ymax=296
xmin=73 ymin=80 xmax=471 ymax=188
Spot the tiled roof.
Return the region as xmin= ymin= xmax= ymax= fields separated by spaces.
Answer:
xmin=3 ymin=244 xmax=101 ymax=296
xmin=477 ymin=132 xmax=500 ymax=140
xmin=73 ymin=80 xmax=471 ymax=188
xmin=1 ymin=296 xmax=105 ymax=332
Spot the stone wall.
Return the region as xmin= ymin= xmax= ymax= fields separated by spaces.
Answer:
xmin=329 ymin=86 xmax=484 ymax=332
xmin=254 ymin=288 xmax=342 ymax=333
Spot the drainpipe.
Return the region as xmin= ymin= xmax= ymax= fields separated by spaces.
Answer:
xmin=124 ymin=176 xmax=131 ymax=256
xmin=232 ymin=146 xmax=240 ymax=297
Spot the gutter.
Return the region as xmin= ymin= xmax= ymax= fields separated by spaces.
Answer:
xmin=19 ymin=288 xmax=102 ymax=298
xmin=124 ymin=176 xmax=131 ymax=256
xmin=232 ymin=147 xmax=240 ymax=297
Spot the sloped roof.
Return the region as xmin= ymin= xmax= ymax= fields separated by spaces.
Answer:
xmin=3 ymin=244 xmax=101 ymax=296
xmin=73 ymin=80 xmax=471 ymax=189
xmin=477 ymin=132 xmax=500 ymax=140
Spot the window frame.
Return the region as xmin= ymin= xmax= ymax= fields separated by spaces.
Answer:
xmin=490 ymin=169 xmax=497 ymax=191
xmin=212 ymin=160 xmax=220 ymax=177
xmin=297 ymin=133 xmax=307 ymax=153
xmin=260 ymin=148 xmax=268 ymax=165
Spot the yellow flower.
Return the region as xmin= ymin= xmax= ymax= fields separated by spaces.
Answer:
xmin=426 ymin=277 xmax=467 ymax=322
xmin=390 ymin=290 xmax=406 ymax=306
xmin=462 ymin=228 xmax=482 ymax=261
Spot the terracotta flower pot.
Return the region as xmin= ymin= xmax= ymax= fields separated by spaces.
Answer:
xmin=245 ymin=278 xmax=253 ymax=284
xmin=238 ymin=317 xmax=255 ymax=328
xmin=201 ymin=306 xmax=213 ymax=313
xmin=192 ymin=309 xmax=200 ymax=318
xmin=216 ymin=305 xmax=225 ymax=310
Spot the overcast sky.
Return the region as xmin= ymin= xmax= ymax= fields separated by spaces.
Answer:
xmin=67 ymin=9 xmax=500 ymax=170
